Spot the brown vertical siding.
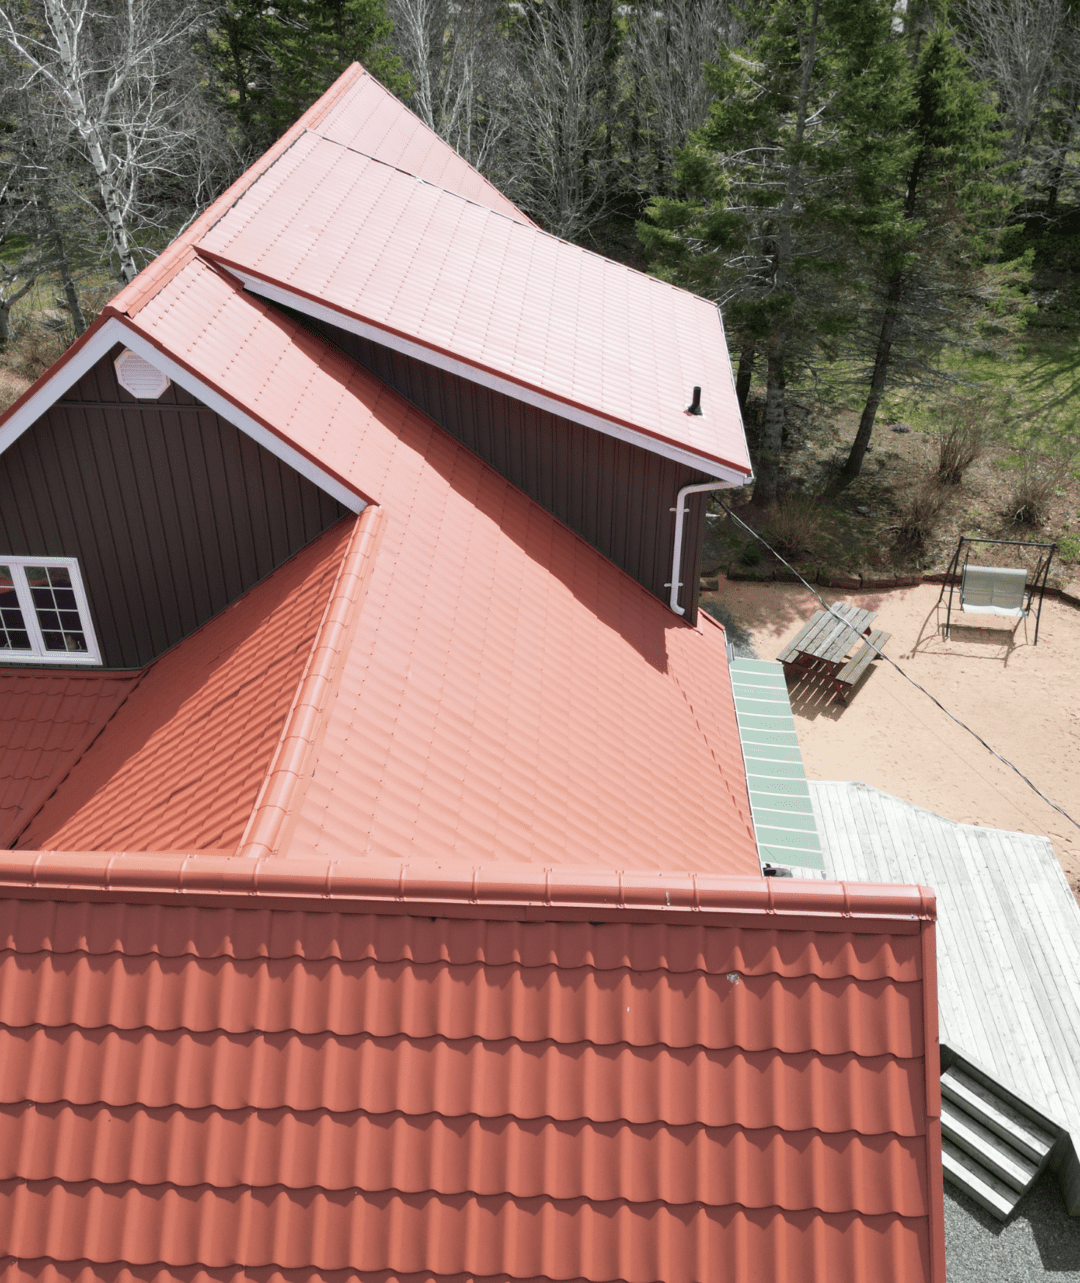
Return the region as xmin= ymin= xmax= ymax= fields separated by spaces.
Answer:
xmin=0 ymin=347 xmax=347 ymax=668
xmin=313 ymin=322 xmax=712 ymax=621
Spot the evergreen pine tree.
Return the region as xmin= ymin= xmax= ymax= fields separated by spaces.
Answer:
xmin=640 ymin=0 xmax=911 ymax=506
xmin=827 ymin=22 xmax=1004 ymax=495
xmin=210 ymin=0 xmax=411 ymax=156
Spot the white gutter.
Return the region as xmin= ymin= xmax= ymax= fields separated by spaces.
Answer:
xmin=667 ymin=478 xmax=748 ymax=615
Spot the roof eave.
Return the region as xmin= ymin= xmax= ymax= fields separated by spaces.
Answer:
xmin=0 ymin=312 xmax=367 ymax=513
xmin=206 ymin=255 xmax=755 ymax=485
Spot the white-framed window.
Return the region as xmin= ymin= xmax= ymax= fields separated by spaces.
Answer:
xmin=0 ymin=557 xmax=101 ymax=665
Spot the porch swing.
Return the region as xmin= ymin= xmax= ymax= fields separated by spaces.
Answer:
xmin=938 ymin=535 xmax=1056 ymax=645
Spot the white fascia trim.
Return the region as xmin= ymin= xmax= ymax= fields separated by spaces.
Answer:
xmin=0 ymin=317 xmax=364 ymax=514
xmin=231 ymin=270 xmax=752 ymax=486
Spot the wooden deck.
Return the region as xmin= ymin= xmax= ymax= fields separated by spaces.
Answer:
xmin=810 ymin=780 xmax=1080 ymax=1215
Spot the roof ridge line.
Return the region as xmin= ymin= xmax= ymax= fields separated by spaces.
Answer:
xmin=277 ymin=131 xmax=721 ymax=307
xmin=236 ymin=506 xmax=385 ymax=861
xmin=330 ymin=67 xmax=538 ymax=228
xmin=109 ymin=64 xmax=366 ymax=318
xmin=307 ymin=131 xmax=539 ymax=226
xmin=0 ymin=850 xmax=936 ymax=923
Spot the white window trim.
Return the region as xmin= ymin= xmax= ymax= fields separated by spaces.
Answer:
xmin=1 ymin=556 xmax=102 ymax=666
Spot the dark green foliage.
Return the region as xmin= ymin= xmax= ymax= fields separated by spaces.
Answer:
xmin=828 ymin=24 xmax=1007 ymax=496
xmin=640 ymin=0 xmax=913 ymax=504
xmin=209 ymin=0 xmax=410 ymax=156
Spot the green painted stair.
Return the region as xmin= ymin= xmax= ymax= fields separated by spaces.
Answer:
xmin=729 ymin=658 xmax=824 ymax=874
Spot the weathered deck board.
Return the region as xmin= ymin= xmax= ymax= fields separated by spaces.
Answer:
xmin=810 ymin=780 xmax=1080 ymax=1214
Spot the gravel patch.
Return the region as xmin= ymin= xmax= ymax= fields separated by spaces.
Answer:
xmin=945 ymin=1168 xmax=1080 ymax=1279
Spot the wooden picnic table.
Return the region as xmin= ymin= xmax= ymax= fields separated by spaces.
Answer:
xmin=777 ymin=601 xmax=890 ymax=702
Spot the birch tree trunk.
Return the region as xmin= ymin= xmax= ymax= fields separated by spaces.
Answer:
xmin=0 ymin=0 xmax=219 ymax=284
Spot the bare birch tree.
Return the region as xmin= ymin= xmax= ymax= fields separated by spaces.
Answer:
xmin=0 ymin=0 xmax=233 ymax=283
xmin=957 ymin=0 xmax=1065 ymax=161
xmin=388 ymin=0 xmax=510 ymax=174
xmin=624 ymin=0 xmax=742 ymax=195
xmin=498 ymin=0 xmax=619 ymax=241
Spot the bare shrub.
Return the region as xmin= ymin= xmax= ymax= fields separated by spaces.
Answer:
xmin=7 ymin=321 xmax=71 ymax=380
xmin=764 ymin=493 xmax=822 ymax=559
xmin=896 ymin=480 xmax=949 ymax=546
xmin=936 ymin=395 xmax=991 ymax=485
xmin=1006 ymin=455 xmax=1061 ymax=525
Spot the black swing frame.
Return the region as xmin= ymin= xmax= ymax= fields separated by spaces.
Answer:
xmin=937 ymin=535 xmax=1056 ymax=645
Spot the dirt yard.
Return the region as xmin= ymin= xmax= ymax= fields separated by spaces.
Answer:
xmin=704 ymin=578 xmax=1080 ymax=896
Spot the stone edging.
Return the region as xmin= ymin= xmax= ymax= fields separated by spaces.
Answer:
xmin=708 ymin=566 xmax=1080 ymax=609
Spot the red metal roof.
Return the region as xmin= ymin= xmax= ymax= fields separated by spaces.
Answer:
xmin=196 ymin=131 xmax=749 ymax=477
xmin=16 ymin=520 xmax=352 ymax=853
xmin=0 ymin=885 xmax=943 ymax=1283
xmin=0 ymin=672 xmax=138 ymax=848
xmin=123 ymin=257 xmax=758 ymax=876
xmin=0 ymin=71 xmax=944 ymax=1283
xmin=313 ymin=67 xmax=533 ymax=223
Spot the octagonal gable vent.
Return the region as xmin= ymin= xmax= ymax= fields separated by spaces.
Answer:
xmin=114 ymin=349 xmax=170 ymax=400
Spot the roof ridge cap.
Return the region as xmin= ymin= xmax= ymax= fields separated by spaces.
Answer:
xmin=0 ymin=849 xmax=937 ymax=923
xmin=235 ymin=505 xmax=385 ymax=859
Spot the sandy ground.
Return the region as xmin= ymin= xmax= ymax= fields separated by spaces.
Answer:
xmin=704 ymin=578 xmax=1080 ymax=896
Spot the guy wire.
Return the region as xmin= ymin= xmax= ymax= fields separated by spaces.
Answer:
xmin=716 ymin=498 xmax=1080 ymax=833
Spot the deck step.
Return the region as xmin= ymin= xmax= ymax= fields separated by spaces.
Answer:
xmin=942 ymin=1138 xmax=1024 ymax=1219
xmin=941 ymin=1098 xmax=1039 ymax=1191
xmin=941 ymin=1067 xmax=1056 ymax=1165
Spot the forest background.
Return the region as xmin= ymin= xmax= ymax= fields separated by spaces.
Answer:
xmin=2 ymin=0 xmax=1080 ymax=579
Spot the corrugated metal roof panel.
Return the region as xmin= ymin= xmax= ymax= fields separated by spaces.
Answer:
xmin=0 ymin=1180 xmax=931 ymax=1280
xmin=730 ymin=659 xmax=825 ymax=872
xmin=0 ymin=1104 xmax=929 ymax=1213
xmin=0 ymin=1026 xmax=928 ymax=1134
xmin=0 ymin=952 xmax=923 ymax=1054
xmin=0 ymin=877 xmax=941 ymax=1282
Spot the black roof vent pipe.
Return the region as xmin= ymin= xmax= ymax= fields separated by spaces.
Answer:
xmin=687 ymin=386 xmax=703 ymax=415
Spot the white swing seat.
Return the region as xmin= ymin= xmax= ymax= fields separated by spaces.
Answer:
xmin=960 ymin=565 xmax=1028 ymax=618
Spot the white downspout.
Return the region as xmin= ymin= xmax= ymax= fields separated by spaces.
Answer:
xmin=667 ymin=480 xmax=746 ymax=615
xmin=667 ymin=481 xmax=726 ymax=615
xmin=666 ymin=374 xmax=754 ymax=615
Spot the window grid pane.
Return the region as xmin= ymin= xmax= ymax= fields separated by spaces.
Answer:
xmin=0 ymin=566 xmax=32 ymax=652
xmin=26 ymin=565 xmax=89 ymax=653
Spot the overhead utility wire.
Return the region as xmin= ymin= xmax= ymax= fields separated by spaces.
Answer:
xmin=716 ymin=498 xmax=1080 ymax=833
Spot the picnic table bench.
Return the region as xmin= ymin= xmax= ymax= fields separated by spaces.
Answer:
xmin=832 ymin=628 xmax=890 ymax=703
xmin=777 ymin=601 xmax=889 ymax=703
